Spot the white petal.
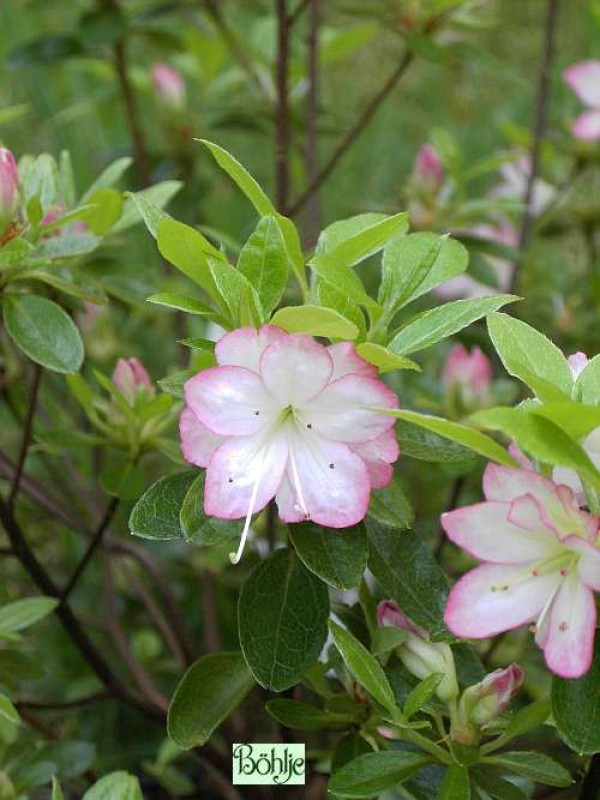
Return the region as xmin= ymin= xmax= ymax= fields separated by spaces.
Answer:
xmin=351 ymin=429 xmax=399 ymax=489
xmin=564 ymin=61 xmax=600 ymax=107
xmin=179 ymin=407 xmax=225 ymax=467
xmin=442 ymin=499 xmax=558 ymax=564
xmin=301 ymin=374 xmax=397 ymax=444
xmin=260 ymin=333 xmax=333 ymax=406
xmin=572 ymin=110 xmax=600 ymax=140
xmin=281 ymin=429 xmax=370 ymax=528
xmin=540 ymin=574 xmax=596 ymax=679
xmin=327 ymin=342 xmax=377 ymax=380
xmin=445 ymin=564 xmax=560 ymax=639
xmin=567 ymin=535 xmax=600 ymax=591
xmin=204 ymin=432 xmax=288 ymax=519
xmin=184 ymin=366 xmax=277 ymax=436
xmin=215 ymin=325 xmax=286 ymax=372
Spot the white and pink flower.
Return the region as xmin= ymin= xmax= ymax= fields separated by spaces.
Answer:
xmin=180 ymin=326 xmax=399 ymax=562
xmin=412 ymin=144 xmax=443 ymax=189
xmin=443 ymin=344 xmax=493 ymax=408
xmin=563 ymin=61 xmax=600 ymax=140
xmin=112 ymin=357 xmax=152 ymax=403
xmin=152 ymin=63 xmax=186 ymax=111
xmin=0 ymin=147 xmax=19 ymax=232
xmin=442 ymin=464 xmax=600 ymax=678
xmin=460 ymin=663 xmax=524 ymax=727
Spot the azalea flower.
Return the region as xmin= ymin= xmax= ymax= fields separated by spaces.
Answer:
xmin=443 ymin=344 xmax=492 ymax=411
xmin=412 ymin=144 xmax=443 ymax=189
xmin=563 ymin=61 xmax=600 ymax=140
xmin=459 ymin=663 xmax=524 ymax=727
xmin=0 ymin=147 xmax=19 ymax=233
xmin=180 ymin=326 xmax=399 ymax=562
xmin=113 ymin=357 xmax=152 ymax=403
xmin=152 ymin=63 xmax=186 ymax=111
xmin=442 ymin=464 xmax=600 ymax=678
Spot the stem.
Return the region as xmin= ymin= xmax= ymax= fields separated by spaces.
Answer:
xmin=288 ymin=52 xmax=413 ymax=217
xmin=509 ymin=0 xmax=559 ymax=294
xmin=60 ymin=496 xmax=119 ymax=603
xmin=580 ymin=754 xmax=600 ymax=800
xmin=288 ymin=0 xmax=310 ymax=25
xmin=113 ymin=37 xmax=151 ymax=187
xmin=275 ymin=0 xmax=291 ymax=213
xmin=8 ymin=363 xmax=42 ymax=507
xmin=303 ymin=0 xmax=321 ymax=246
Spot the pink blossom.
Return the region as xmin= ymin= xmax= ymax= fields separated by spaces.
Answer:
xmin=493 ymin=155 xmax=554 ymax=217
xmin=442 ymin=465 xmax=600 ymax=678
xmin=564 ymin=61 xmax=600 ymax=140
xmin=112 ymin=357 xmax=152 ymax=402
xmin=443 ymin=344 xmax=492 ymax=404
xmin=377 ymin=600 xmax=458 ymax=701
xmin=568 ymin=351 xmax=588 ymax=379
xmin=152 ymin=63 xmax=186 ymax=110
xmin=180 ymin=326 xmax=399 ymax=563
xmin=41 ymin=205 xmax=63 ymax=227
xmin=460 ymin=663 xmax=524 ymax=727
xmin=412 ymin=144 xmax=443 ymax=188
xmin=0 ymin=148 xmax=19 ymax=231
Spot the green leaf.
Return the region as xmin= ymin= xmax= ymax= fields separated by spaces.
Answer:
xmin=179 ymin=473 xmax=238 ymax=546
xmin=81 ymin=156 xmax=133 ymax=200
xmin=388 ymin=295 xmax=517 ymax=356
xmin=84 ymin=188 xmax=123 ymax=235
xmin=238 ymin=548 xmax=329 ymax=691
xmin=530 ymin=402 xmax=600 ymax=440
xmin=380 ymin=232 xmax=468 ymax=312
xmin=438 ymin=765 xmax=471 ymax=800
xmin=3 ymin=294 xmax=84 ymax=373
xmin=481 ymin=752 xmax=572 ymax=788
xmin=487 ymin=313 xmax=573 ymax=399
xmin=82 ymin=771 xmax=143 ymax=800
xmin=368 ymin=476 xmax=415 ymax=529
xmin=328 ymin=751 xmax=429 ymax=798
xmin=379 ymin=409 xmax=515 ymax=467
xmin=329 ymin=620 xmax=396 ymax=713
xmin=129 ymin=472 xmax=197 ymax=541
xmin=0 ymin=238 xmax=34 ymax=267
xmin=331 ymin=732 xmax=374 ymax=773
xmin=317 ymin=281 xmax=367 ymax=340
xmin=147 ymin=293 xmax=216 ymax=317
xmin=500 ymin=697 xmax=551 ymax=744
xmin=355 ymin=342 xmax=420 ymax=373
xmin=472 ymin=407 xmax=600 ymax=490
xmin=404 ymin=673 xmax=444 ymax=720
xmin=167 ymin=652 xmax=254 ymax=748
xmin=0 ymin=597 xmax=58 ymax=635
xmin=37 ymin=232 xmax=100 ymax=260
xmin=370 ymin=626 xmax=408 ymax=656
xmin=237 ymin=216 xmax=288 ymax=313
xmin=116 ymin=182 xmax=182 ymax=236
xmin=472 ymin=768 xmax=527 ymax=800
xmin=552 ymin=637 xmax=600 ymax=754
xmin=271 ymin=305 xmax=358 ymax=340
xmin=52 ymin=778 xmax=65 ymax=800
xmin=313 ymin=212 xmax=409 ymax=270
xmin=0 ymin=693 xmax=20 ymax=725
xmin=315 ymin=213 xmax=388 ymax=256
xmin=575 ymin=354 xmax=600 ymax=405
xmin=289 ymin=522 xmax=367 ymax=590
xmin=366 ymin=520 xmax=449 ymax=641
xmin=266 ymin=699 xmax=356 ymax=731
xmin=157 ymin=218 xmax=222 ymax=301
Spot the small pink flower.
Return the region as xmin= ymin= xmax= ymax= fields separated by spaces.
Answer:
xmin=412 ymin=144 xmax=443 ymax=188
xmin=0 ymin=148 xmax=19 ymax=231
xmin=442 ymin=465 xmax=600 ymax=678
xmin=152 ymin=63 xmax=186 ymax=110
xmin=568 ymin=351 xmax=588 ymax=379
xmin=112 ymin=357 xmax=152 ymax=402
xmin=461 ymin=664 xmax=524 ymax=727
xmin=443 ymin=344 xmax=492 ymax=405
xmin=377 ymin=600 xmax=458 ymax=701
xmin=564 ymin=61 xmax=600 ymax=140
xmin=180 ymin=326 xmax=399 ymax=562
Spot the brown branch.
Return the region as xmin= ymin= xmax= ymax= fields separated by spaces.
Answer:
xmin=288 ymin=0 xmax=311 ymax=26
xmin=113 ymin=37 xmax=151 ymax=187
xmin=288 ymin=51 xmax=413 ymax=217
xmin=60 ymin=496 xmax=119 ymax=603
xmin=509 ymin=0 xmax=560 ymax=293
xmin=16 ymin=690 xmax=113 ymax=711
xmin=275 ymin=0 xmax=291 ymax=212
xmin=303 ymin=0 xmax=321 ymax=246
xmin=8 ymin=363 xmax=42 ymax=507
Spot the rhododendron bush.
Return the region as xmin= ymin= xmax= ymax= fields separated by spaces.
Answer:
xmin=2 ymin=1 xmax=600 ymax=799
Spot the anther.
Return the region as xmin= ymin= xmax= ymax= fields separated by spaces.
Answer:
xmin=329 ymin=463 xmax=335 ymax=469
xmin=532 ymin=569 xmax=539 ymax=577
xmin=559 ymin=568 xmax=568 ymax=576
xmin=306 ymin=423 xmax=313 ymax=429
xmin=559 ymin=622 xmax=568 ymax=632
xmin=529 ymin=624 xmax=538 ymax=633
xmin=254 ymin=410 xmax=260 ymax=416
xmin=228 ymin=477 xmax=234 ymax=483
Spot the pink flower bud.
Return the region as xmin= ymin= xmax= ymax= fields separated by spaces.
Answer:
xmin=0 ymin=148 xmax=19 ymax=232
xmin=376 ymin=600 xmax=458 ymax=702
xmin=112 ymin=357 xmax=152 ymax=402
xmin=461 ymin=664 xmax=524 ymax=727
xmin=412 ymin=145 xmax=443 ymax=188
xmin=152 ymin=63 xmax=186 ymax=111
xmin=568 ymin=351 xmax=588 ymax=379
xmin=443 ymin=344 xmax=492 ymax=407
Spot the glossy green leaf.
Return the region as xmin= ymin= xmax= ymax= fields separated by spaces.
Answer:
xmin=395 ymin=419 xmax=479 ymax=463
xmin=355 ymin=342 xmax=420 ymax=373
xmin=315 ymin=213 xmax=388 ymax=257
xmin=530 ymin=402 xmax=600 ymax=440
xmin=481 ymin=752 xmax=572 ymax=788
xmin=329 ymin=620 xmax=396 ymax=713
xmin=157 ymin=218 xmax=222 ymax=300
xmin=82 ymin=772 xmax=143 ymax=800
xmin=499 ymin=697 xmax=551 ymax=745
xmin=366 ymin=520 xmax=449 ymax=641
xmin=0 ymin=597 xmax=58 ymax=635
xmin=52 ymin=778 xmax=65 ymax=800
xmin=388 ymin=294 xmax=517 ymax=356
xmin=370 ymin=626 xmax=408 ymax=656
xmin=147 ymin=293 xmax=216 ymax=317
xmin=3 ymin=293 xmax=84 ymax=373
xmin=575 ymin=354 xmax=600 ymax=405
xmin=328 ymin=751 xmax=429 ymax=798
xmin=438 ymin=765 xmax=470 ymax=800
xmin=472 ymin=768 xmax=527 ymax=800
xmin=403 ymin=673 xmax=443 ymax=720
xmin=331 ymin=732 xmax=374 ymax=773
xmin=168 ymin=652 xmax=254 ymax=748
xmin=36 ymin=232 xmax=100 ymax=259
xmin=116 ymin=181 xmax=182 ymax=236
xmin=0 ymin=693 xmax=20 ymax=725
xmin=271 ymin=304 xmax=358 ymax=339
xmin=81 ymin=156 xmax=133 ymax=200
xmin=129 ymin=471 xmax=196 ymax=540
xmin=238 ymin=548 xmax=329 ymax=691
xmin=367 ymin=475 xmax=414 ymax=529
xmin=266 ymin=699 xmax=356 ymax=731
xmin=0 ymin=238 xmax=34 ymax=266
xmin=179 ymin=473 xmax=238 ymax=546
xmin=312 ymin=212 xmax=408 ymax=270
xmin=238 ymin=216 xmax=288 ymax=312
xmin=552 ymin=638 xmax=600 ymax=754
xmin=84 ymin=188 xmax=123 ymax=235
xmin=289 ymin=522 xmax=367 ymax=590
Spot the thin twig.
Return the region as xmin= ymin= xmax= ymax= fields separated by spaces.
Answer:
xmin=60 ymin=496 xmax=119 ymax=603
xmin=113 ymin=37 xmax=151 ymax=187
xmin=509 ymin=0 xmax=560 ymax=293
xmin=303 ymin=0 xmax=321 ymax=246
xmin=275 ymin=0 xmax=291 ymax=212
xmin=201 ymin=568 xmax=222 ymax=654
xmin=8 ymin=363 xmax=42 ymax=507
xmin=288 ymin=0 xmax=311 ymax=26
xmin=16 ymin=690 xmax=113 ymax=711
xmin=288 ymin=51 xmax=413 ymax=217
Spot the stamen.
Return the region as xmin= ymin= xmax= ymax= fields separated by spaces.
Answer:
xmin=559 ymin=622 xmax=568 ymax=632
xmin=229 ymin=456 xmax=264 ymax=565
xmin=306 ymin=423 xmax=313 ymax=429
xmin=288 ymin=447 xmax=310 ymax=521
xmin=329 ymin=463 xmax=335 ymax=469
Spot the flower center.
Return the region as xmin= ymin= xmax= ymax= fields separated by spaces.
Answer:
xmin=490 ymin=551 xmax=579 ymax=593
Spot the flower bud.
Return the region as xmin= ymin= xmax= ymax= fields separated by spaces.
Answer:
xmin=412 ymin=144 xmax=443 ymax=189
xmin=0 ymin=148 xmax=19 ymax=232
xmin=152 ymin=63 xmax=186 ymax=111
xmin=568 ymin=351 xmax=588 ymax=379
xmin=460 ymin=664 xmax=524 ymax=727
xmin=112 ymin=357 xmax=152 ymax=403
xmin=443 ymin=344 xmax=492 ymax=413
xmin=377 ymin=600 xmax=459 ymax=703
